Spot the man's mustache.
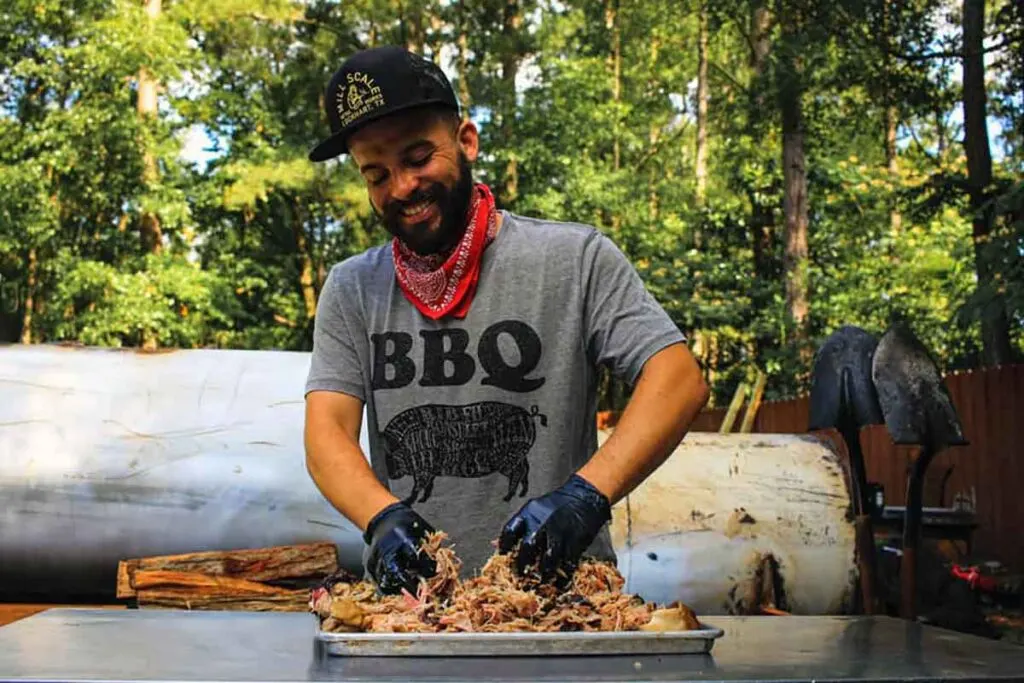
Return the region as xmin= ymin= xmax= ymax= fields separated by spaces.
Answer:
xmin=383 ymin=188 xmax=441 ymax=222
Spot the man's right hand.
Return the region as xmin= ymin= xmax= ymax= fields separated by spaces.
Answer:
xmin=306 ymin=391 xmax=433 ymax=594
xmin=363 ymin=502 xmax=438 ymax=596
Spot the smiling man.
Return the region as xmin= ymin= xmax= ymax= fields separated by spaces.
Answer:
xmin=303 ymin=46 xmax=710 ymax=596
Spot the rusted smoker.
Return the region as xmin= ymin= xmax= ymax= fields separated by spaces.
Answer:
xmin=0 ymin=344 xmax=857 ymax=609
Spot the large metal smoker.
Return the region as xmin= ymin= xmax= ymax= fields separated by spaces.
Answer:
xmin=1 ymin=344 xmax=855 ymax=612
xmin=4 ymin=344 xmax=1024 ymax=683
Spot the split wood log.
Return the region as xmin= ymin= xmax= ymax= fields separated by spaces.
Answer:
xmin=740 ymin=371 xmax=768 ymax=433
xmin=719 ymin=382 xmax=748 ymax=433
xmin=136 ymin=588 xmax=310 ymax=612
xmin=117 ymin=542 xmax=338 ymax=599
xmin=133 ymin=570 xmax=287 ymax=595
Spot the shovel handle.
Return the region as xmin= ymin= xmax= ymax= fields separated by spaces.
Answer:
xmin=855 ymin=514 xmax=878 ymax=614
xmin=840 ymin=422 xmax=872 ymax=517
xmin=842 ymin=427 xmax=880 ymax=614
xmin=901 ymin=448 xmax=934 ymax=620
xmin=901 ymin=546 xmax=918 ymax=620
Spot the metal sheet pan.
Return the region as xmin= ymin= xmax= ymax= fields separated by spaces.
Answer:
xmin=316 ymin=622 xmax=724 ymax=657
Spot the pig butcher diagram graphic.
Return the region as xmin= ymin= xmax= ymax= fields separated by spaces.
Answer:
xmin=380 ymin=402 xmax=547 ymax=505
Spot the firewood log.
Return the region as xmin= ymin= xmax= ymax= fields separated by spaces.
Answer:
xmin=136 ymin=587 xmax=310 ymax=612
xmin=133 ymin=570 xmax=287 ymax=595
xmin=117 ymin=542 xmax=338 ymax=599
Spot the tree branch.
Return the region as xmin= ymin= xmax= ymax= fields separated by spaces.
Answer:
xmin=827 ymin=3 xmax=1021 ymax=66
xmin=908 ymin=125 xmax=941 ymax=169
xmin=635 ymin=121 xmax=690 ymax=172
xmin=891 ymin=34 xmax=1021 ymax=63
xmin=709 ymin=61 xmax=748 ymax=95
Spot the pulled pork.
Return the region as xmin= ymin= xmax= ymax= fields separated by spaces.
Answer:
xmin=310 ymin=532 xmax=700 ymax=634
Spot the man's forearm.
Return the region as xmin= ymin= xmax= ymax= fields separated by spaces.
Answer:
xmin=577 ymin=343 xmax=710 ymax=505
xmin=305 ymin=404 xmax=399 ymax=532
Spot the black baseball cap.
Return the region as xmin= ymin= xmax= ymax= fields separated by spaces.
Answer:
xmin=308 ymin=46 xmax=460 ymax=162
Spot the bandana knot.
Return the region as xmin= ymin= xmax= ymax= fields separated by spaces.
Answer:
xmin=392 ymin=183 xmax=498 ymax=320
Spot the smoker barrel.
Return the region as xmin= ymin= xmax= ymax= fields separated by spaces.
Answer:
xmin=607 ymin=431 xmax=857 ymax=615
xmin=0 ymin=344 xmax=857 ymax=611
xmin=0 ymin=344 xmax=367 ymax=602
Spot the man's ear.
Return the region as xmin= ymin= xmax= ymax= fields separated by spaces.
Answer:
xmin=457 ymin=119 xmax=479 ymax=163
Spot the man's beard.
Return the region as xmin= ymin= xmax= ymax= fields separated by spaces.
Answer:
xmin=375 ymin=154 xmax=475 ymax=257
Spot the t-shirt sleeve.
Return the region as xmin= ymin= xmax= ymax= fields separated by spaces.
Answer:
xmin=304 ymin=264 xmax=367 ymax=401
xmin=581 ymin=231 xmax=686 ymax=386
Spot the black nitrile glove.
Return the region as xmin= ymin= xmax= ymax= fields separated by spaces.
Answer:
xmin=498 ymin=473 xmax=612 ymax=584
xmin=363 ymin=502 xmax=437 ymax=596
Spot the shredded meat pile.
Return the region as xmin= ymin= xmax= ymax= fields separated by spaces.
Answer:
xmin=310 ymin=532 xmax=700 ymax=634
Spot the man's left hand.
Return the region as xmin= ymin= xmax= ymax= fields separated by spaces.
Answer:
xmin=498 ymin=473 xmax=612 ymax=584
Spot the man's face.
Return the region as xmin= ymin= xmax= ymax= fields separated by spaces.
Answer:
xmin=348 ymin=109 xmax=480 ymax=256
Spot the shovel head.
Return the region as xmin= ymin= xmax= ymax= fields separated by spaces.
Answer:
xmin=871 ymin=323 xmax=967 ymax=451
xmin=808 ymin=325 xmax=885 ymax=432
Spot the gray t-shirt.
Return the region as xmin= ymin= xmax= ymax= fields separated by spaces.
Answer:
xmin=305 ymin=211 xmax=685 ymax=576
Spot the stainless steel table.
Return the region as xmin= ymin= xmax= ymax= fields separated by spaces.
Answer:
xmin=1 ymin=608 xmax=1022 ymax=682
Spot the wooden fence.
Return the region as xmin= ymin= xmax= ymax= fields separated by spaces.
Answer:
xmin=689 ymin=364 xmax=1024 ymax=571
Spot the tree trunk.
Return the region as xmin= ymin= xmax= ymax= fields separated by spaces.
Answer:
xmin=136 ymin=0 xmax=162 ymax=351
xmin=778 ymin=24 xmax=809 ymax=346
xmin=647 ymin=35 xmax=660 ymax=223
xmin=316 ymin=216 xmax=328 ymax=295
xmin=962 ymin=0 xmax=1013 ymax=365
xmin=606 ymin=0 xmax=622 ymax=231
xmin=607 ymin=0 xmax=621 ymax=173
xmin=293 ymin=199 xmax=317 ymax=321
xmin=405 ymin=0 xmax=424 ymax=54
xmin=497 ymin=0 xmax=524 ymax=205
xmin=781 ymin=121 xmax=809 ymax=337
xmin=750 ymin=4 xmax=772 ymax=92
xmin=19 ymin=247 xmax=37 ymax=344
xmin=695 ymin=2 xmax=709 ymax=206
xmin=499 ymin=0 xmax=521 ymax=205
xmin=882 ymin=1 xmax=901 ymax=234
xmin=138 ymin=0 xmax=162 ymax=255
xmin=749 ymin=3 xmax=774 ymax=280
xmin=885 ymin=104 xmax=901 ymax=232
xmin=456 ymin=1 xmax=471 ymax=112
xmin=649 ymin=126 xmax=660 ymax=222
xmin=428 ymin=14 xmax=444 ymax=63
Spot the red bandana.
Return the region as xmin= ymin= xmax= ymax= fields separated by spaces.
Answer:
xmin=392 ymin=183 xmax=498 ymax=320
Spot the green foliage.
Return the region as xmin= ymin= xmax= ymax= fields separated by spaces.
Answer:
xmin=221 ymin=152 xmax=318 ymax=210
xmin=0 ymin=0 xmax=1020 ymax=404
xmin=45 ymin=253 xmax=237 ymax=348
